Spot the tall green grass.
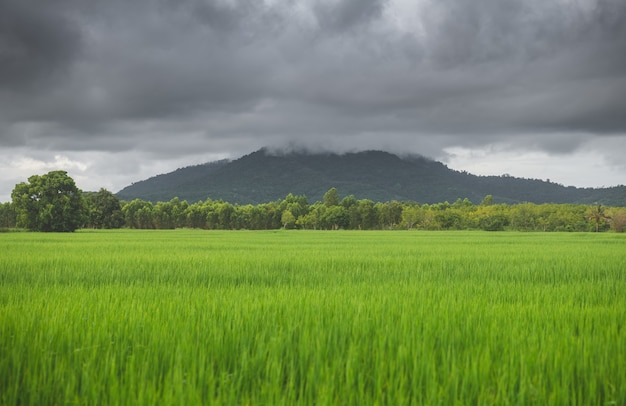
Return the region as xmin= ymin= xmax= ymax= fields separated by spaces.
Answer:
xmin=1 ymin=230 xmax=625 ymax=404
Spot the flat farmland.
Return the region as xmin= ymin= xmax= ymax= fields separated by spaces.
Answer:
xmin=1 ymin=230 xmax=625 ymax=405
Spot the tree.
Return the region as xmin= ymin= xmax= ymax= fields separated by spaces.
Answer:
xmin=11 ymin=171 xmax=86 ymax=232
xmin=169 ymin=197 xmax=189 ymax=228
xmin=510 ymin=203 xmax=538 ymax=231
xmin=186 ymin=201 xmax=209 ymax=229
xmin=607 ymin=208 xmax=626 ymax=233
xmin=401 ymin=204 xmax=420 ymax=230
xmin=356 ymin=199 xmax=377 ymax=230
xmin=136 ymin=205 xmax=154 ymax=229
xmin=475 ymin=205 xmax=510 ymax=231
xmin=481 ymin=195 xmax=494 ymax=206
xmin=150 ymin=198 xmax=188 ymax=229
xmin=321 ymin=206 xmax=349 ymax=230
xmin=0 ymin=202 xmax=17 ymax=229
xmin=281 ymin=210 xmax=296 ymax=229
xmin=339 ymin=195 xmax=359 ymax=229
xmin=378 ymin=201 xmax=403 ymax=229
xmin=279 ymin=193 xmax=309 ymax=221
xmin=153 ymin=201 xmax=175 ymax=229
xmin=232 ymin=204 xmax=254 ymax=229
xmin=122 ymin=199 xmax=153 ymax=228
xmin=296 ymin=210 xmax=319 ymax=230
xmin=85 ymin=189 xmax=124 ymax=229
xmin=587 ymin=204 xmax=609 ymax=232
xmin=215 ymin=202 xmax=235 ymax=229
xmin=323 ymin=187 xmax=340 ymax=207
xmin=435 ymin=209 xmax=463 ymax=230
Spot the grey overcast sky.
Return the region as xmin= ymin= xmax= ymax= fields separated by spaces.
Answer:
xmin=1 ymin=0 xmax=626 ymax=201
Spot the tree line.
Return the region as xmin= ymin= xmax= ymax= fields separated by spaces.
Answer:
xmin=2 ymin=171 xmax=625 ymax=232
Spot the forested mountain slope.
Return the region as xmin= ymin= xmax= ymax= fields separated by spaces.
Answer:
xmin=116 ymin=148 xmax=626 ymax=205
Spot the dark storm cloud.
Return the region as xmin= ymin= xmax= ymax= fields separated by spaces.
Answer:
xmin=312 ymin=0 xmax=386 ymax=32
xmin=416 ymin=0 xmax=626 ymax=135
xmin=424 ymin=0 xmax=626 ymax=70
xmin=1 ymin=0 xmax=625 ymax=158
xmin=0 ymin=0 xmax=81 ymax=90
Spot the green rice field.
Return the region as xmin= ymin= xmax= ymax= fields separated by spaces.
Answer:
xmin=1 ymin=230 xmax=625 ymax=405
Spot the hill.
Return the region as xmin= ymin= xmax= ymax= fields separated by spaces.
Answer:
xmin=116 ymin=148 xmax=626 ymax=205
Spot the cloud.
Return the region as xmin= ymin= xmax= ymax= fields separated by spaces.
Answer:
xmin=0 ymin=0 xmax=625 ymax=200
xmin=0 ymin=0 xmax=82 ymax=90
xmin=312 ymin=0 xmax=386 ymax=32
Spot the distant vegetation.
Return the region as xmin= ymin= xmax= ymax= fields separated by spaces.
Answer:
xmin=117 ymin=148 xmax=626 ymax=206
xmin=3 ymin=171 xmax=625 ymax=232
xmin=111 ymin=190 xmax=626 ymax=232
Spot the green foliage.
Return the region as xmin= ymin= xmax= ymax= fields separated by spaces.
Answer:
xmin=10 ymin=171 xmax=85 ymax=232
xmin=1 ymin=231 xmax=625 ymax=404
xmin=278 ymin=193 xmax=309 ymax=220
xmin=5 ymin=174 xmax=624 ymax=233
xmin=85 ymin=189 xmax=124 ymax=229
xmin=113 ymin=189 xmax=626 ymax=233
xmin=587 ymin=203 xmax=611 ymax=232
xmin=377 ymin=200 xmax=403 ymax=229
xmin=320 ymin=205 xmax=349 ymax=230
xmin=607 ymin=207 xmax=626 ymax=232
xmin=474 ymin=205 xmax=510 ymax=231
xmin=0 ymin=202 xmax=17 ymax=229
xmin=122 ymin=199 xmax=154 ymax=229
xmin=323 ymin=187 xmax=339 ymax=207
xmin=281 ymin=210 xmax=296 ymax=229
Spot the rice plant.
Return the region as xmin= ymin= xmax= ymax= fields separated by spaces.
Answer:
xmin=1 ymin=230 xmax=625 ymax=404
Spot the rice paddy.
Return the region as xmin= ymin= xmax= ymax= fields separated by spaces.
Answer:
xmin=1 ymin=230 xmax=625 ymax=405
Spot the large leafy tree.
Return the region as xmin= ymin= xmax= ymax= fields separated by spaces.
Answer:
xmin=11 ymin=171 xmax=86 ymax=232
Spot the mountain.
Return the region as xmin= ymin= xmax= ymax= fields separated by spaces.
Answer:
xmin=116 ymin=148 xmax=626 ymax=205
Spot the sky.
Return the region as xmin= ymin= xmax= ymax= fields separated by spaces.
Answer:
xmin=1 ymin=0 xmax=626 ymax=202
